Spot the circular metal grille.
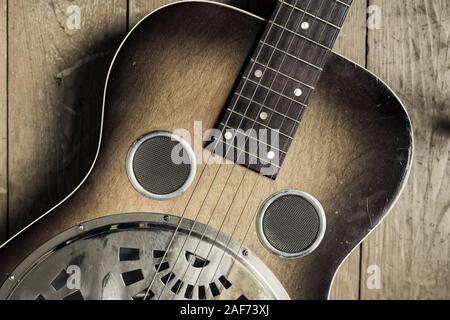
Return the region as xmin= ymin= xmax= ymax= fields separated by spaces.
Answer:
xmin=133 ymin=136 xmax=191 ymax=195
xmin=0 ymin=214 xmax=290 ymax=300
xmin=257 ymin=191 xmax=326 ymax=259
xmin=127 ymin=132 xmax=196 ymax=200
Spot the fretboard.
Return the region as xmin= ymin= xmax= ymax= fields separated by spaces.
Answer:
xmin=208 ymin=0 xmax=352 ymax=178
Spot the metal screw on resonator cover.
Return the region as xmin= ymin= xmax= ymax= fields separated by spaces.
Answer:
xmin=0 ymin=213 xmax=290 ymax=300
xmin=256 ymin=190 xmax=326 ymax=259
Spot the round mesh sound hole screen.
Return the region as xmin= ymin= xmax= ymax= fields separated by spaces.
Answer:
xmin=262 ymin=195 xmax=320 ymax=254
xmin=133 ymin=136 xmax=192 ymax=196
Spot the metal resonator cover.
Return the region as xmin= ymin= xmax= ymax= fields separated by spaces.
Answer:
xmin=0 ymin=213 xmax=289 ymax=300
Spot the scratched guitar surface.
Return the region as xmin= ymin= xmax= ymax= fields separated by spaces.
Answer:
xmin=0 ymin=0 xmax=448 ymax=300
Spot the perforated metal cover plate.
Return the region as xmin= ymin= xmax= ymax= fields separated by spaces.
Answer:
xmin=257 ymin=191 xmax=326 ymax=259
xmin=0 ymin=213 xmax=289 ymax=300
xmin=126 ymin=132 xmax=196 ymax=200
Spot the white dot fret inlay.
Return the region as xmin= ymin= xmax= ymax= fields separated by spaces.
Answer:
xmin=294 ymin=88 xmax=303 ymax=97
xmin=301 ymin=22 xmax=310 ymax=30
xmin=254 ymin=69 xmax=263 ymax=78
xmin=224 ymin=132 xmax=233 ymax=140
xmin=260 ymin=112 xmax=268 ymax=120
xmin=267 ymin=151 xmax=275 ymax=160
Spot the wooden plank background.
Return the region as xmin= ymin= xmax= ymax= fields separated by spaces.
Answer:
xmin=0 ymin=0 xmax=448 ymax=299
xmin=0 ymin=0 xmax=6 ymax=243
xmin=361 ymin=0 xmax=450 ymax=300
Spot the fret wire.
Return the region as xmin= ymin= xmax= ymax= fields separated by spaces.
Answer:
xmin=259 ymin=40 xmax=323 ymax=71
xmin=269 ymin=20 xmax=332 ymax=51
xmin=202 ymin=0 xmax=352 ymax=302
xmin=223 ymin=109 xmax=295 ymax=140
xmin=224 ymin=108 xmax=299 ymax=142
xmin=279 ymin=0 xmax=351 ymax=7
xmin=218 ymin=0 xmax=300 ymax=166
xmin=216 ymin=138 xmax=282 ymax=169
xmin=334 ymin=0 xmax=351 ymax=7
xmin=232 ymin=94 xmax=301 ymax=124
xmin=272 ymin=0 xmax=349 ymax=172
xmin=227 ymin=0 xmax=317 ymax=159
xmin=281 ymin=2 xmax=341 ymax=29
xmin=155 ymin=0 xmax=306 ymax=302
xmin=219 ymin=122 xmax=288 ymax=155
xmin=263 ymin=0 xmax=350 ymax=179
xmin=220 ymin=0 xmax=314 ymax=166
xmin=265 ymin=22 xmax=332 ymax=68
xmin=200 ymin=0 xmax=339 ymax=296
xmin=326 ymin=1 xmax=352 ymax=52
xmin=247 ymin=0 xmax=350 ymax=151
xmin=216 ymin=0 xmax=311 ymax=167
xmin=216 ymin=0 xmax=352 ymax=171
xmin=267 ymin=0 xmax=344 ymax=168
xmin=227 ymin=97 xmax=302 ymax=150
xmin=217 ymin=0 xmax=352 ymax=173
xmin=249 ymin=59 xmax=315 ymax=89
xmin=242 ymin=77 xmax=308 ymax=107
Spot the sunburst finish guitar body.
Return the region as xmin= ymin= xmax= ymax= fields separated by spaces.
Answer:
xmin=0 ymin=1 xmax=413 ymax=300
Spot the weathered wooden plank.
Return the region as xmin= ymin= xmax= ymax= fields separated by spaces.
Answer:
xmin=329 ymin=0 xmax=367 ymax=301
xmin=8 ymin=0 xmax=127 ymax=234
xmin=361 ymin=0 xmax=450 ymax=299
xmin=0 ymin=0 xmax=7 ymax=243
xmin=129 ymin=0 xmax=246 ymax=28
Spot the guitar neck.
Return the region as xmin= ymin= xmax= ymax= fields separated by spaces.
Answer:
xmin=265 ymin=0 xmax=353 ymax=84
xmin=211 ymin=0 xmax=353 ymax=178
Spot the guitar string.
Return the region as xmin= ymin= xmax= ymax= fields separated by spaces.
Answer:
xmin=170 ymin=0 xmax=324 ymax=299
xmin=173 ymin=0 xmax=351 ymax=300
xmin=164 ymin=0 xmax=313 ymax=299
xmin=158 ymin=0 xmax=350 ymax=300
xmin=160 ymin=0 xmax=350 ymax=301
xmin=144 ymin=0 xmax=288 ymax=300
xmin=154 ymin=0 xmax=349 ymax=300
xmin=205 ymin=0 xmax=351 ymax=300
xmin=268 ymin=1 xmax=352 ymax=180
xmin=196 ymin=0 xmax=340 ymax=298
xmin=155 ymin=0 xmax=303 ymax=300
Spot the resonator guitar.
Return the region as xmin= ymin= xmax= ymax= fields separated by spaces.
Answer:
xmin=0 ymin=0 xmax=413 ymax=300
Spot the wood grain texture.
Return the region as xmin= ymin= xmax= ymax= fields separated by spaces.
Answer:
xmin=246 ymin=0 xmax=369 ymax=300
xmin=2 ymin=0 xmax=446 ymax=300
xmin=131 ymin=0 xmax=369 ymax=300
xmin=329 ymin=0 xmax=367 ymax=301
xmin=129 ymin=0 xmax=246 ymax=28
xmin=0 ymin=0 xmax=6 ymax=243
xmin=361 ymin=0 xmax=450 ymax=299
xmin=8 ymin=0 xmax=127 ymax=234
xmin=0 ymin=3 xmax=412 ymax=300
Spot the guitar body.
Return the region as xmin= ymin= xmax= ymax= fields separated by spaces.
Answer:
xmin=0 ymin=1 xmax=413 ymax=300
